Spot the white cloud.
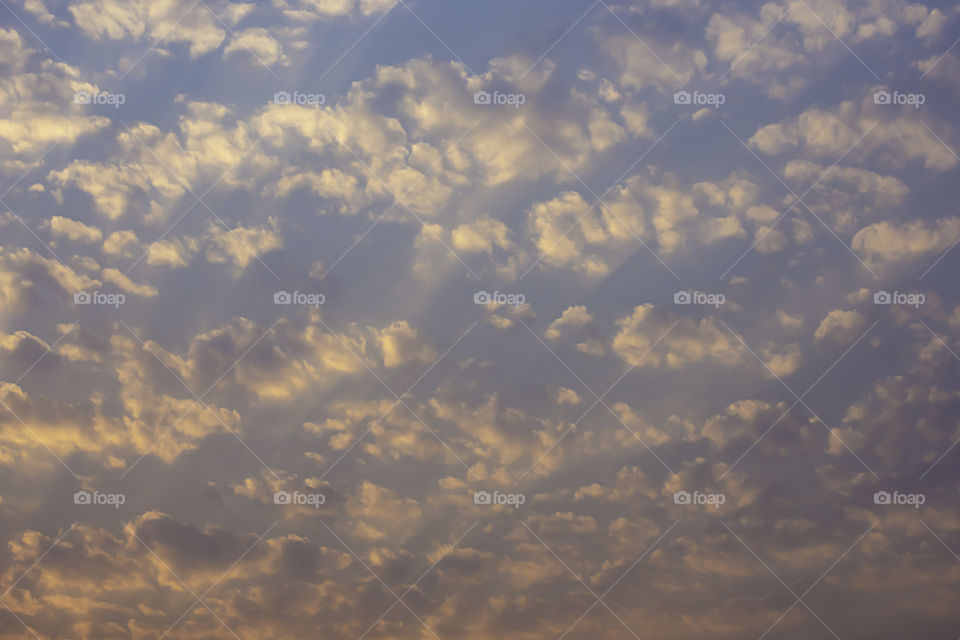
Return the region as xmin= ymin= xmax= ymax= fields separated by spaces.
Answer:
xmin=612 ymin=304 xmax=743 ymax=369
xmin=67 ymin=0 xmax=238 ymax=57
xmin=749 ymin=101 xmax=957 ymax=171
xmin=814 ymin=309 xmax=867 ymax=344
xmin=102 ymin=268 xmax=158 ymax=298
xmin=852 ymin=218 xmax=960 ymax=268
xmin=205 ymin=219 xmax=283 ymax=275
xmin=49 ymin=216 xmax=102 ymax=243
xmin=546 ymin=305 xmax=594 ymax=341
xmin=223 ymin=27 xmax=286 ymax=66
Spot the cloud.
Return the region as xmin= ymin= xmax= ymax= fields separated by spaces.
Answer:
xmin=450 ymin=217 xmax=524 ymax=277
xmin=102 ymin=230 xmax=141 ymax=258
xmin=546 ymin=305 xmax=593 ymax=341
xmin=852 ymin=218 xmax=960 ymax=268
xmin=527 ymin=190 xmax=641 ymax=277
xmin=2 ymin=4 xmax=960 ymax=638
xmin=67 ymin=0 xmax=238 ymax=57
xmin=0 ymin=29 xmax=111 ymax=156
xmin=102 ymin=267 xmax=158 ymax=298
xmin=49 ymin=216 xmax=103 ymax=243
xmin=146 ymin=237 xmax=199 ymax=268
xmin=749 ymin=101 xmax=957 ymax=171
xmin=814 ymin=309 xmax=867 ymax=344
xmin=204 ymin=219 xmax=283 ymax=274
xmin=223 ymin=27 xmax=286 ymax=66
xmin=761 ymin=342 xmax=804 ymax=377
xmin=550 ymin=387 xmax=582 ymax=405
xmin=612 ymin=304 xmax=743 ymax=369
xmin=601 ymin=30 xmax=706 ymax=90
xmin=266 ymin=168 xmax=365 ymax=214
xmin=0 ymin=247 xmax=98 ymax=317
xmin=278 ymin=0 xmax=398 ymax=20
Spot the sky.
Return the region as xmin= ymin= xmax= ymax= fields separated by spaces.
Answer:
xmin=1 ymin=0 xmax=960 ymax=638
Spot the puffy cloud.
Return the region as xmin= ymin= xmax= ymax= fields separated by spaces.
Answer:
xmin=550 ymin=387 xmax=582 ymax=405
xmin=266 ymin=168 xmax=366 ymax=214
xmin=451 ymin=217 xmax=513 ymax=254
xmin=545 ymin=305 xmax=593 ymax=341
xmin=777 ymin=309 xmax=804 ymax=330
xmin=372 ymin=320 xmax=435 ymax=368
xmin=749 ymin=101 xmax=957 ymax=171
xmin=204 ymin=219 xmax=283 ymax=275
xmin=21 ymin=0 xmax=57 ymax=24
xmin=0 ymin=29 xmax=111 ymax=156
xmin=146 ymin=237 xmax=200 ymax=268
xmin=451 ymin=217 xmax=524 ymax=277
xmin=612 ymin=304 xmax=744 ymax=369
xmin=1 ymin=5 xmax=959 ymax=639
xmin=0 ymin=247 xmax=98 ymax=316
xmin=814 ymin=309 xmax=867 ymax=344
xmin=852 ymin=218 xmax=960 ymax=268
xmin=48 ymin=109 xmax=255 ymax=219
xmin=102 ymin=268 xmax=158 ymax=298
xmin=49 ymin=216 xmax=103 ymax=243
xmin=706 ymin=0 xmax=948 ymax=98
xmin=223 ymin=27 xmax=286 ymax=66
xmin=48 ymin=159 xmax=182 ymax=220
xmin=102 ymin=230 xmax=140 ymax=258
xmin=277 ymin=0 xmax=398 ymax=20
xmin=601 ymin=30 xmax=706 ymax=90
xmin=761 ymin=342 xmax=803 ymax=377
xmin=527 ymin=190 xmax=641 ymax=277
xmin=67 ymin=0 xmax=238 ymax=57
xmin=828 ymin=344 xmax=960 ymax=471
xmin=139 ymin=315 xmax=440 ymax=404
xmin=699 ymin=398 xmax=812 ymax=453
